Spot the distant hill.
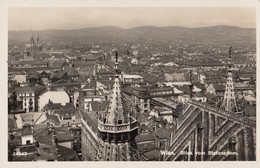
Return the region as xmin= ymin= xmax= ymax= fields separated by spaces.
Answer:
xmin=8 ymin=25 xmax=256 ymax=43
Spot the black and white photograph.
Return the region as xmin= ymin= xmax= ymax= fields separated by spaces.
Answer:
xmin=2 ymin=0 xmax=258 ymax=165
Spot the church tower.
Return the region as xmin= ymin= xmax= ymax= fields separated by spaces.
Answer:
xmin=222 ymin=46 xmax=238 ymax=112
xmin=30 ymin=30 xmax=35 ymax=52
xmin=36 ymin=30 xmax=42 ymax=52
xmin=96 ymin=51 xmax=138 ymax=161
xmin=36 ymin=30 xmax=39 ymax=46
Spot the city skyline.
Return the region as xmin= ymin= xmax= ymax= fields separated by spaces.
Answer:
xmin=8 ymin=7 xmax=256 ymax=31
xmin=6 ymin=4 xmax=257 ymax=163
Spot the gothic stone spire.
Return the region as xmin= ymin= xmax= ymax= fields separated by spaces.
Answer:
xmin=222 ymin=46 xmax=238 ymax=112
xmin=103 ymin=50 xmax=128 ymax=124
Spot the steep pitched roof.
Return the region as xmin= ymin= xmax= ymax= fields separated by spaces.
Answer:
xmin=213 ymin=84 xmax=226 ymax=92
xmin=136 ymin=132 xmax=155 ymax=142
xmin=15 ymin=85 xmax=46 ymax=94
xmin=50 ymin=70 xmax=67 ymax=80
xmin=240 ymin=74 xmax=256 ymax=80
xmin=175 ymin=85 xmax=191 ymax=94
xmin=244 ymin=104 xmax=256 ymax=117
xmin=8 ymin=115 xmax=17 ymax=130
xmin=194 ymin=83 xmax=206 ymax=91
xmin=56 ymin=132 xmax=73 ymax=142
xmin=27 ymin=72 xmax=40 ymax=80
xmin=57 ymin=145 xmax=80 ymax=161
xmin=73 ymin=61 xmax=95 ymax=68
xmin=22 ymin=125 xmax=33 ymax=136
xmin=81 ymin=111 xmax=98 ymax=133
xmin=47 ymin=115 xmax=61 ymax=125
xmin=63 ymin=103 xmax=75 ymax=109
xmin=82 ymin=81 xmax=96 ymax=90
xmin=64 ymin=66 xmax=79 ymax=77
xmin=49 ymin=60 xmax=67 ymax=69
xmin=53 ymin=109 xmax=77 ymax=117
xmin=90 ymin=101 xmax=109 ymax=111
xmin=17 ymin=112 xmax=47 ymax=128
xmin=97 ymin=80 xmax=115 ymax=89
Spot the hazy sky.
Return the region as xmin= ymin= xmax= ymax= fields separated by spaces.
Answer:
xmin=8 ymin=7 xmax=256 ymax=30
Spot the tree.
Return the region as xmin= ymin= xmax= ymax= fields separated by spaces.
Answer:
xmin=8 ymin=133 xmax=16 ymax=161
xmin=8 ymin=91 xmax=18 ymax=114
xmin=36 ymin=140 xmax=40 ymax=147
xmin=249 ymin=75 xmax=255 ymax=86
xmin=234 ymin=71 xmax=240 ymax=82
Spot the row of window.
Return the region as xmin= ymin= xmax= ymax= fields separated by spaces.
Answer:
xmin=24 ymin=98 xmax=33 ymax=101
xmin=18 ymin=93 xmax=34 ymax=97
xmin=150 ymin=91 xmax=172 ymax=95
xmin=124 ymin=78 xmax=144 ymax=83
xmin=24 ymin=103 xmax=33 ymax=106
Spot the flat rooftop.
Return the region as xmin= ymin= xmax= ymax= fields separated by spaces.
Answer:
xmin=123 ymin=74 xmax=143 ymax=78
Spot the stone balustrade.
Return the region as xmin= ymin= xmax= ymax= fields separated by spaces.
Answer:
xmin=98 ymin=120 xmax=138 ymax=133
